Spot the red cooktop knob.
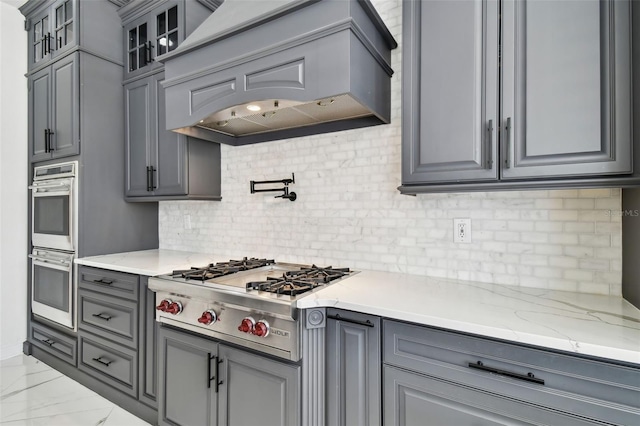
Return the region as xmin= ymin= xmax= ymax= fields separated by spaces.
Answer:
xmin=253 ymin=320 xmax=270 ymax=338
xmin=238 ymin=317 xmax=255 ymax=333
xmin=197 ymin=310 xmax=217 ymax=325
xmin=156 ymin=299 xmax=171 ymax=312
xmin=166 ymin=301 xmax=183 ymax=315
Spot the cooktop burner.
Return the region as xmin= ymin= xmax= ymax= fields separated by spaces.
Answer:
xmin=172 ymin=257 xmax=275 ymax=281
xmin=245 ymin=266 xmax=351 ymax=296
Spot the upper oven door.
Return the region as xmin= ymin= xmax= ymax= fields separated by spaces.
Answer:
xmin=31 ymin=177 xmax=75 ymax=251
xmin=30 ymin=249 xmax=75 ymax=329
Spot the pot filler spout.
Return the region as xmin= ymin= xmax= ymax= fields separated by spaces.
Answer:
xmin=160 ymin=0 xmax=397 ymax=146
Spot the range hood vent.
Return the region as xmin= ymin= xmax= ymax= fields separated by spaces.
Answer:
xmin=160 ymin=0 xmax=397 ymax=146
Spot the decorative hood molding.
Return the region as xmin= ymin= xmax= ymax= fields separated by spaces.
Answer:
xmin=161 ymin=0 xmax=397 ymax=145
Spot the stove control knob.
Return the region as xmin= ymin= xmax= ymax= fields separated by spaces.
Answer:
xmin=253 ymin=320 xmax=270 ymax=337
xmin=198 ymin=310 xmax=218 ymax=325
xmin=238 ymin=317 xmax=255 ymax=333
xmin=156 ymin=299 xmax=172 ymax=312
xmin=166 ymin=301 xmax=183 ymax=315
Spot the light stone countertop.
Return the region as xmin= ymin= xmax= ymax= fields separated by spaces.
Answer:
xmin=75 ymin=249 xmax=217 ymax=276
xmin=297 ymin=270 xmax=640 ymax=364
xmin=75 ymin=250 xmax=640 ymax=364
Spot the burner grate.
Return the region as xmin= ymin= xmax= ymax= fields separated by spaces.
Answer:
xmin=172 ymin=257 xmax=274 ymax=281
xmin=246 ymin=265 xmax=351 ymax=296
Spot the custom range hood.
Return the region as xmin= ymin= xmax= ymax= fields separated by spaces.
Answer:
xmin=160 ymin=0 xmax=397 ymax=145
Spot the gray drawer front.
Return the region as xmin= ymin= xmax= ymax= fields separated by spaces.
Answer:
xmin=78 ymin=266 xmax=139 ymax=301
xmin=78 ymin=290 xmax=138 ymax=348
xmin=78 ymin=332 xmax=138 ymax=398
xmin=383 ymin=320 xmax=640 ymax=425
xmin=31 ymin=321 xmax=77 ymax=366
xmin=384 ymin=365 xmax=597 ymax=426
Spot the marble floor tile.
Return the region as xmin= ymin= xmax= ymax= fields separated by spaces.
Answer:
xmin=0 ymin=355 xmax=151 ymax=426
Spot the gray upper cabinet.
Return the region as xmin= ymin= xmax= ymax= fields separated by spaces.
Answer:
xmin=402 ymin=0 xmax=499 ymax=185
xmin=501 ymin=0 xmax=632 ymax=179
xmin=119 ymin=0 xmax=219 ymax=82
xmin=400 ymin=0 xmax=634 ymax=193
xmin=326 ymin=309 xmax=381 ymax=426
xmin=123 ymin=1 xmax=183 ymax=80
xmin=22 ymin=0 xmax=122 ymax=72
xmin=124 ymin=72 xmax=221 ymax=201
xmin=29 ymin=52 xmax=80 ymax=162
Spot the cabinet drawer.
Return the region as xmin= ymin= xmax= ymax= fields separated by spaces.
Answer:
xmin=78 ymin=266 xmax=139 ymax=301
xmin=383 ymin=320 xmax=640 ymax=425
xmin=78 ymin=332 xmax=138 ymax=398
xmin=31 ymin=321 xmax=77 ymax=366
xmin=384 ymin=365 xmax=597 ymax=426
xmin=78 ymin=290 xmax=138 ymax=348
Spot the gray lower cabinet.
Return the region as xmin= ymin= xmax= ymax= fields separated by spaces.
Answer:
xmin=158 ymin=325 xmax=301 ymax=426
xmin=325 ymin=309 xmax=381 ymax=426
xmin=124 ymin=71 xmax=221 ymax=200
xmin=383 ymin=365 xmax=597 ymax=426
xmin=30 ymin=320 xmax=77 ymax=366
xmin=218 ymin=344 xmax=300 ymax=426
xmin=383 ymin=320 xmax=640 ymax=425
xmin=139 ymin=277 xmax=158 ymax=409
xmin=400 ymin=0 xmax=634 ymax=193
xmin=76 ymin=266 xmax=159 ymax=413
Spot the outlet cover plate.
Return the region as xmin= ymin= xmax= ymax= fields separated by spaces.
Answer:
xmin=454 ymin=218 xmax=471 ymax=243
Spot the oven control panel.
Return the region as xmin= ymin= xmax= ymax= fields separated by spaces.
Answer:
xmin=154 ymin=292 xmax=300 ymax=360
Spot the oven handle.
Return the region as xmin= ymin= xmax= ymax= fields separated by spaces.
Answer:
xmin=29 ymin=255 xmax=73 ymax=271
xmin=29 ymin=181 xmax=72 ymax=191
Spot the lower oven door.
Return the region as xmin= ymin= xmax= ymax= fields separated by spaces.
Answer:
xmin=30 ymin=249 xmax=75 ymax=329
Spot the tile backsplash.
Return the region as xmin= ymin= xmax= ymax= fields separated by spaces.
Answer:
xmin=159 ymin=0 xmax=622 ymax=296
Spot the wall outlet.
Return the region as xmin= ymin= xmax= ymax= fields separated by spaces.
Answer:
xmin=453 ymin=218 xmax=471 ymax=243
xmin=183 ymin=214 xmax=192 ymax=230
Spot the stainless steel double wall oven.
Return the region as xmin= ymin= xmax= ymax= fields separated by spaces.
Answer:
xmin=29 ymin=161 xmax=78 ymax=329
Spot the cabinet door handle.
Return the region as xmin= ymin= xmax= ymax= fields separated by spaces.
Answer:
xmin=44 ymin=129 xmax=49 ymax=153
xmin=45 ymin=32 xmax=52 ymax=54
xmin=92 ymin=313 xmax=112 ymax=321
xmin=207 ymin=353 xmax=215 ymax=389
xmin=150 ymin=167 xmax=157 ymax=190
xmin=146 ymin=166 xmax=152 ymax=191
xmin=327 ymin=313 xmax=374 ymax=328
xmin=504 ymin=117 xmax=512 ymax=168
xmin=145 ymin=41 xmax=154 ymax=65
xmin=486 ymin=119 xmax=494 ymax=169
xmin=215 ymin=356 xmax=223 ymax=393
xmin=92 ymin=356 xmax=112 ymax=367
xmin=47 ymin=129 xmax=54 ymax=152
xmin=468 ymin=361 xmax=544 ymax=385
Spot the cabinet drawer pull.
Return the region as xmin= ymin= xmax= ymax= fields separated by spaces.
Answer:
xmin=92 ymin=356 xmax=112 ymax=367
xmin=92 ymin=278 xmax=114 ymax=285
xmin=92 ymin=313 xmax=112 ymax=321
xmin=42 ymin=338 xmax=55 ymax=346
xmin=468 ymin=361 xmax=544 ymax=385
xmin=327 ymin=313 xmax=374 ymax=328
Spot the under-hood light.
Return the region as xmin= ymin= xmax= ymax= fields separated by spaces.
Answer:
xmin=246 ymin=104 xmax=261 ymax=112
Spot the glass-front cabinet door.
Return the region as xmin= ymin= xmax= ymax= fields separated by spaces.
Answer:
xmin=123 ymin=0 xmax=184 ymax=80
xmin=54 ymin=0 xmax=74 ymax=52
xmin=27 ymin=0 xmax=76 ymax=70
